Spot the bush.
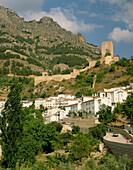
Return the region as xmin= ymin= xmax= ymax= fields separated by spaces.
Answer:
xmin=50 ymin=54 xmax=88 ymax=68
xmin=72 ymin=126 xmax=80 ymax=134
xmin=94 ymin=61 xmax=100 ymax=67
xmin=69 ymin=134 xmax=92 ymax=161
xmin=22 ymin=95 xmax=28 ymax=101
xmin=109 ymin=65 xmax=115 ymax=72
xmin=89 ymin=124 xmax=108 ymax=140
xmin=105 ymin=52 xmax=111 ymax=57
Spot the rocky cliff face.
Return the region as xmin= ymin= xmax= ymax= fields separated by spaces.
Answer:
xmin=0 ymin=5 xmax=101 ymax=75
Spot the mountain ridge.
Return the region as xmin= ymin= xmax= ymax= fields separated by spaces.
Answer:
xmin=0 ymin=5 xmax=102 ymax=78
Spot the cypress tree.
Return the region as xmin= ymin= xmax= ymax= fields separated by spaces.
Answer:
xmin=0 ymin=83 xmax=25 ymax=168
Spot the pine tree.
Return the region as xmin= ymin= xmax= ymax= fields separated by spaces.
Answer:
xmin=0 ymin=83 xmax=25 ymax=168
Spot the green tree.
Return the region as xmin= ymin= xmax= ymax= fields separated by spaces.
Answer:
xmin=69 ymin=134 xmax=92 ymax=161
xmin=18 ymin=134 xmax=39 ymax=164
xmin=41 ymin=92 xmax=47 ymax=98
xmin=89 ymin=124 xmax=107 ymax=140
xmin=49 ymin=121 xmax=62 ymax=133
xmin=18 ymin=117 xmax=61 ymax=164
xmin=109 ymin=65 xmax=115 ymax=72
xmin=73 ymin=111 xmax=77 ymax=117
xmin=94 ymin=61 xmax=100 ymax=67
xmin=77 ymin=111 xmax=82 ymax=117
xmin=72 ymin=126 xmax=80 ymax=134
xmin=123 ymin=93 xmax=133 ymax=122
xmin=85 ymin=158 xmax=96 ymax=169
xmin=127 ymin=66 xmax=133 ymax=76
xmin=97 ymin=104 xmax=116 ymax=124
xmin=75 ymin=91 xmax=82 ymax=98
xmin=0 ymin=83 xmax=26 ymax=168
xmin=98 ymin=153 xmax=132 ymax=170
xmin=86 ymin=75 xmax=93 ymax=86
xmin=113 ymin=103 xmax=123 ymax=114
xmin=75 ymin=88 xmax=94 ymax=98
xmin=68 ymin=111 xmax=73 ymax=117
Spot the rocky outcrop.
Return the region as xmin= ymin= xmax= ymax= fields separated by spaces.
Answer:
xmin=53 ymin=64 xmax=69 ymax=71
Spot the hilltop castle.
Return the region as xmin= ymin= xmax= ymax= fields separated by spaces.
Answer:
xmin=101 ymin=41 xmax=119 ymax=64
xmin=34 ymin=41 xmax=119 ymax=85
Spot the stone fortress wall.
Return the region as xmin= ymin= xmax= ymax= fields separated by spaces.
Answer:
xmin=34 ymin=41 xmax=119 ymax=85
xmin=34 ymin=61 xmax=97 ymax=86
xmin=35 ymin=69 xmax=80 ymax=86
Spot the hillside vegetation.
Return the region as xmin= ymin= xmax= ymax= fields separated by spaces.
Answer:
xmin=0 ymin=6 xmax=101 ymax=78
xmin=0 ymin=84 xmax=133 ymax=169
xmin=0 ymin=57 xmax=133 ymax=100
xmin=0 ymin=6 xmax=133 ymax=100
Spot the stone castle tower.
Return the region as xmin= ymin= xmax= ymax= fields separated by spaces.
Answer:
xmin=101 ymin=41 xmax=113 ymax=58
xmin=101 ymin=41 xmax=119 ymax=65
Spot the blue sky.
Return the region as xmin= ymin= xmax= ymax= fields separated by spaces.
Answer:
xmin=0 ymin=0 xmax=133 ymax=58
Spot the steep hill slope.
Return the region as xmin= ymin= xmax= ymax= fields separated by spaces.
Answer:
xmin=0 ymin=57 xmax=133 ymax=100
xmin=0 ymin=5 xmax=101 ymax=77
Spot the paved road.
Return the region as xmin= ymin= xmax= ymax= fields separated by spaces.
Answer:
xmin=105 ymin=132 xmax=132 ymax=144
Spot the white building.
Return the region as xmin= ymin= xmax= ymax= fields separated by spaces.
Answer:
xmin=65 ymin=87 xmax=128 ymax=117
xmin=22 ymin=101 xmax=33 ymax=108
xmin=0 ymin=101 xmax=6 ymax=113
xmin=35 ymin=98 xmax=46 ymax=109
xmin=58 ymin=94 xmax=75 ymax=100
xmin=81 ymin=97 xmax=101 ymax=116
xmin=34 ymin=94 xmax=77 ymax=109
xmin=98 ymin=88 xmax=128 ymax=110
xmin=34 ymin=88 xmax=129 ymax=120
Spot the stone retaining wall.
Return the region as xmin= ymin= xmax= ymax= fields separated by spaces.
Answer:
xmin=103 ymin=137 xmax=133 ymax=159
xmin=109 ymin=127 xmax=133 ymax=142
xmin=63 ymin=118 xmax=96 ymax=127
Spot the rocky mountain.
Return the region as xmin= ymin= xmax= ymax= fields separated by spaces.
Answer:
xmin=0 ymin=5 xmax=101 ymax=76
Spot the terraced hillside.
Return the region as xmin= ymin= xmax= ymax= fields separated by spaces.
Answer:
xmin=0 ymin=5 xmax=101 ymax=77
xmin=1 ymin=57 xmax=132 ymax=100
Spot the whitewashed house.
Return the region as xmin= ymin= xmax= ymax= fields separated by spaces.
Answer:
xmin=45 ymin=98 xmax=58 ymax=108
xmin=81 ymin=97 xmax=101 ymax=116
xmin=82 ymin=96 xmax=94 ymax=102
xmin=35 ymin=98 xmax=46 ymax=109
xmin=65 ymin=87 xmax=128 ymax=117
xmin=65 ymin=102 xmax=82 ymax=115
xmin=43 ymin=114 xmax=58 ymax=123
xmin=22 ymin=101 xmax=33 ymax=108
xmin=35 ymin=89 xmax=129 ymax=119
xmin=98 ymin=88 xmax=128 ymax=110
xmin=58 ymin=94 xmax=75 ymax=100
xmin=0 ymin=100 xmax=6 ymax=113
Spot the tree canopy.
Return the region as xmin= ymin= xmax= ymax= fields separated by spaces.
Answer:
xmin=69 ymin=134 xmax=92 ymax=161
xmin=0 ymin=83 xmax=25 ymax=168
xmin=123 ymin=93 xmax=133 ymax=121
xmin=97 ymin=104 xmax=116 ymax=124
